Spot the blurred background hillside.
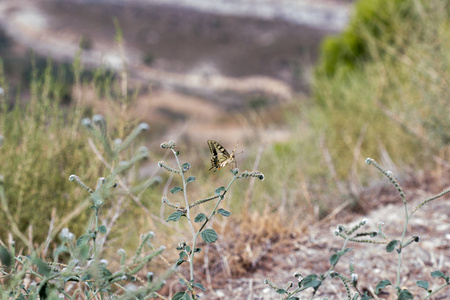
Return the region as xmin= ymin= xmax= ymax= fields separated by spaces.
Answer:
xmin=0 ymin=0 xmax=352 ymax=145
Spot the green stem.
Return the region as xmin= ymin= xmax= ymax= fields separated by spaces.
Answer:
xmin=172 ymin=149 xmax=195 ymax=235
xmin=34 ymin=272 xmax=63 ymax=297
xmin=171 ymin=149 xmax=196 ymax=284
xmin=0 ymin=180 xmax=34 ymax=251
xmin=106 ymin=247 xmax=165 ymax=282
xmin=93 ymin=207 xmax=99 ymax=259
xmin=396 ymin=203 xmax=409 ymax=290
xmin=423 ymin=282 xmax=450 ymax=299
xmin=197 ymin=175 xmax=236 ymax=234
xmin=313 ymin=236 xmax=350 ymax=297
xmin=188 ymin=172 xmax=237 ymax=294
xmin=285 ymin=227 xmax=351 ymax=299
xmin=189 ymin=177 xmax=236 ymax=277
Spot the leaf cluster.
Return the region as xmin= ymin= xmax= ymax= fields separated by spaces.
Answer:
xmin=0 ymin=116 xmax=168 ymax=299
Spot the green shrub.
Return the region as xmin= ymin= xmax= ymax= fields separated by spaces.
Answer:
xmin=316 ymin=0 xmax=420 ymax=78
xmin=309 ymin=0 xmax=450 ymax=178
xmin=143 ymin=52 xmax=155 ymax=66
xmin=0 ymin=59 xmax=104 ymax=245
xmin=0 ymin=117 xmax=170 ymax=299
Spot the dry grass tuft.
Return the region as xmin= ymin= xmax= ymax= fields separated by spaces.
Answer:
xmin=194 ymin=205 xmax=305 ymax=287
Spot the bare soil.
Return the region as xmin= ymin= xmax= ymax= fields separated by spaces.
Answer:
xmin=177 ymin=170 xmax=450 ymax=299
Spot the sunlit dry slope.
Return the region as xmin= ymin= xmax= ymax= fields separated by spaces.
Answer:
xmin=0 ymin=0 xmax=350 ymax=143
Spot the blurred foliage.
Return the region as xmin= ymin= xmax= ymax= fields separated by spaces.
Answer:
xmin=0 ymin=59 xmax=105 ymax=246
xmin=249 ymin=0 xmax=450 ymax=218
xmin=143 ymin=52 xmax=155 ymax=66
xmin=316 ymin=0 xmax=420 ymax=78
xmin=309 ymin=0 xmax=450 ymax=179
xmin=79 ymin=34 xmax=93 ymax=50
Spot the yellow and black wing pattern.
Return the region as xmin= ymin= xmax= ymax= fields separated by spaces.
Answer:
xmin=207 ymin=140 xmax=236 ymax=172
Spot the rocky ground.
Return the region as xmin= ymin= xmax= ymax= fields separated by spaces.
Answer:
xmin=184 ymin=170 xmax=450 ymax=299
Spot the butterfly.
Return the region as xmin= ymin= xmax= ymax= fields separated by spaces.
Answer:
xmin=207 ymin=140 xmax=237 ymax=172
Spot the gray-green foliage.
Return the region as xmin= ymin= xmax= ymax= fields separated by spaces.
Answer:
xmin=158 ymin=140 xmax=264 ymax=300
xmin=0 ymin=116 xmax=168 ymax=299
xmin=0 ymin=58 xmax=102 ymax=244
xmin=311 ymin=0 xmax=450 ymax=178
xmin=266 ymin=158 xmax=450 ymax=299
xmin=316 ymin=0 xmax=420 ymax=78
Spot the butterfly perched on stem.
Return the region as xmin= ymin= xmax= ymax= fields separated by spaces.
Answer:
xmin=207 ymin=140 xmax=237 ymax=172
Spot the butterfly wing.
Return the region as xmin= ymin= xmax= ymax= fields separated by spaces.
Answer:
xmin=208 ymin=140 xmax=231 ymax=171
xmin=208 ymin=140 xmax=218 ymax=156
xmin=208 ymin=140 xmax=219 ymax=171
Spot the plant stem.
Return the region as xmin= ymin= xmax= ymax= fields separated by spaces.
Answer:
xmin=93 ymin=207 xmax=99 ymax=259
xmin=171 ymin=149 xmax=196 ymax=284
xmin=197 ymin=175 xmax=236 ymax=234
xmin=396 ymin=203 xmax=409 ymax=290
xmin=310 ymin=236 xmax=350 ymax=299
xmin=0 ymin=180 xmax=33 ymax=251
xmin=424 ymin=282 xmax=450 ymax=299
xmin=188 ymin=170 xmax=236 ymax=291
